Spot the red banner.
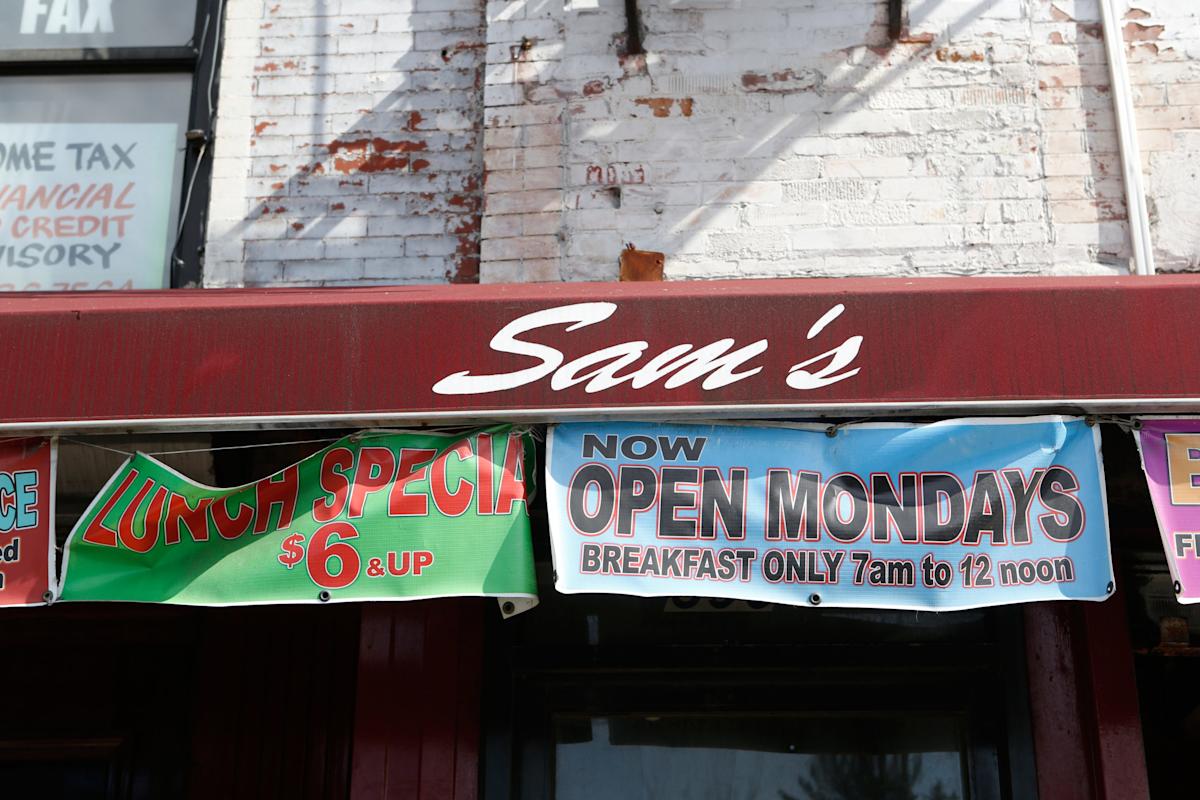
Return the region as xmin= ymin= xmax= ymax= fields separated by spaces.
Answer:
xmin=2 ymin=277 xmax=1200 ymax=428
xmin=0 ymin=438 xmax=55 ymax=606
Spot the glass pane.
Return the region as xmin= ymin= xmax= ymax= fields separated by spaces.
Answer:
xmin=0 ymin=1 xmax=198 ymax=51
xmin=0 ymin=74 xmax=191 ymax=290
xmin=555 ymin=714 xmax=966 ymax=800
xmin=0 ymin=759 xmax=112 ymax=800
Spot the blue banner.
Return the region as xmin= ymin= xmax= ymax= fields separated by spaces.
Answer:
xmin=546 ymin=419 xmax=1113 ymax=610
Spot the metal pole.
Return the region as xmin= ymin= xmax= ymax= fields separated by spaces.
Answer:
xmin=888 ymin=0 xmax=903 ymax=40
xmin=1098 ymin=0 xmax=1156 ymax=275
xmin=624 ymin=0 xmax=644 ymax=55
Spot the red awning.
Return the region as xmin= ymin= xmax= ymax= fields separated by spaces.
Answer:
xmin=0 ymin=276 xmax=1196 ymax=432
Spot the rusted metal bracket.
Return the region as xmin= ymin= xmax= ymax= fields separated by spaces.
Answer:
xmin=619 ymin=244 xmax=664 ymax=282
xmin=624 ymin=0 xmax=644 ymax=55
xmin=888 ymin=0 xmax=903 ymax=39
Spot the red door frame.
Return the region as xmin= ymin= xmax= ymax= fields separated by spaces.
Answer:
xmin=1024 ymin=587 xmax=1150 ymax=799
xmin=350 ymin=600 xmax=483 ymax=800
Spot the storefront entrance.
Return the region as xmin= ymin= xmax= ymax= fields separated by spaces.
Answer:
xmin=484 ymin=583 xmax=1038 ymax=799
xmin=2 ymin=278 xmax=1194 ymax=798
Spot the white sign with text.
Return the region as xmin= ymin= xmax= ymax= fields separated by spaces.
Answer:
xmin=0 ymin=123 xmax=177 ymax=290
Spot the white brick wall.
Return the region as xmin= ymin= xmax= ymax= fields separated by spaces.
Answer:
xmin=1125 ymin=1 xmax=1200 ymax=270
xmin=204 ymin=0 xmax=485 ymax=287
xmin=205 ymin=0 xmax=1200 ymax=284
xmin=479 ymin=0 xmax=1200 ymax=281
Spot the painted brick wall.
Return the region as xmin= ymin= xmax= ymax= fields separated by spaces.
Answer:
xmin=479 ymin=0 xmax=1200 ymax=282
xmin=204 ymin=0 xmax=485 ymax=287
xmin=1129 ymin=1 xmax=1200 ymax=270
xmin=204 ymin=0 xmax=1200 ymax=285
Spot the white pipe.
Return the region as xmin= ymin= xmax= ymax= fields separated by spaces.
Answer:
xmin=1099 ymin=0 xmax=1156 ymax=275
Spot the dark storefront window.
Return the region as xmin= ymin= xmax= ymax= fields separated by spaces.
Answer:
xmin=1127 ymin=553 xmax=1200 ymax=799
xmin=554 ymin=713 xmax=967 ymax=800
xmin=485 ymin=575 xmax=1037 ymax=800
xmin=0 ymin=603 xmax=360 ymax=800
xmin=0 ymin=0 xmax=219 ymax=291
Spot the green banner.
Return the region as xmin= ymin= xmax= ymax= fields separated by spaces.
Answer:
xmin=58 ymin=428 xmax=537 ymax=612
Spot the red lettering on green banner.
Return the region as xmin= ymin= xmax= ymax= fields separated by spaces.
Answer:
xmin=58 ymin=428 xmax=536 ymax=608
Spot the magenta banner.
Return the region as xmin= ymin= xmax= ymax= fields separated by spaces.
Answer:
xmin=1137 ymin=418 xmax=1200 ymax=602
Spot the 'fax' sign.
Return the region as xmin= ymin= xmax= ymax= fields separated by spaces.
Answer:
xmin=21 ymin=0 xmax=113 ymax=35
xmin=0 ymin=1 xmax=194 ymax=51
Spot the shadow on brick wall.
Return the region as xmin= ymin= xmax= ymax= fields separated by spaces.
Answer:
xmin=215 ymin=2 xmax=486 ymax=286
xmin=500 ymin=0 xmax=1136 ymax=280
